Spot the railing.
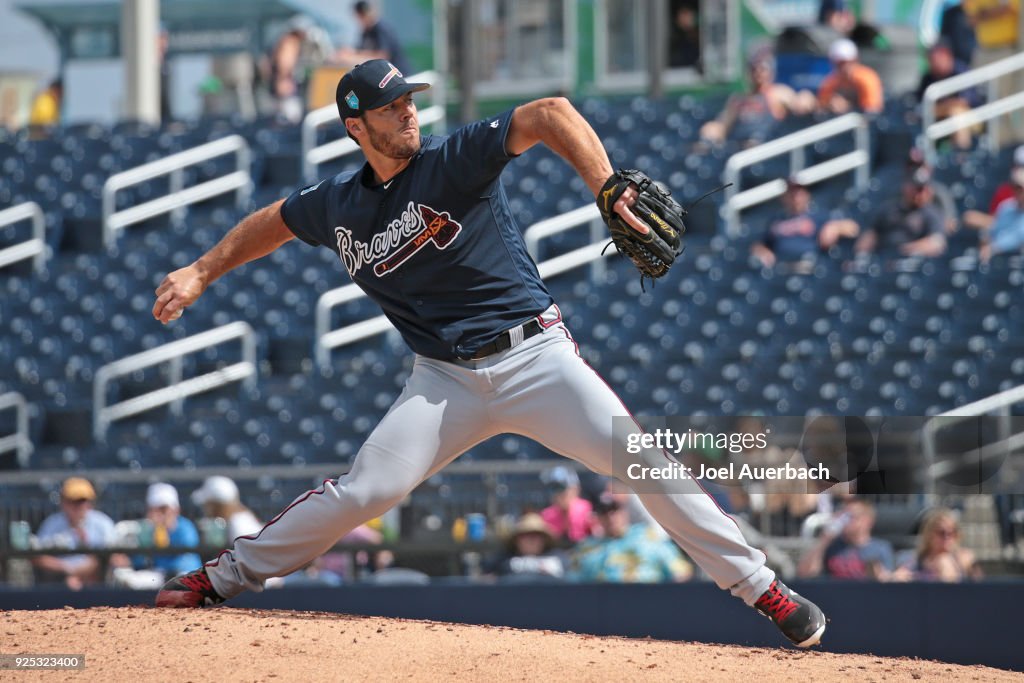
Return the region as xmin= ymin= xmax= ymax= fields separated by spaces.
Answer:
xmin=0 ymin=202 xmax=46 ymax=273
xmin=921 ymin=383 xmax=1024 ymax=496
xmin=721 ymin=113 xmax=870 ymax=236
xmin=102 ymin=135 xmax=252 ymax=247
xmin=921 ymin=52 xmax=1024 ymax=165
xmin=314 ymin=204 xmax=613 ymax=369
xmin=0 ymin=392 xmax=32 ymax=469
xmin=301 ymin=70 xmax=447 ymax=184
xmin=93 ymin=322 xmax=257 ymax=440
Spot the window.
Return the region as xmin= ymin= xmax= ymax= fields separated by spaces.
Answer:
xmin=596 ymin=0 xmax=736 ymax=89
xmin=445 ymin=0 xmax=576 ymax=97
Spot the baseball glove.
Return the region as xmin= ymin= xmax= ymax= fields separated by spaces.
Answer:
xmin=596 ymin=169 xmax=686 ymax=286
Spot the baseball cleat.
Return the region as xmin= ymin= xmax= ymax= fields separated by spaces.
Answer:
xmin=155 ymin=568 xmax=225 ymax=608
xmin=754 ymin=579 xmax=827 ymax=648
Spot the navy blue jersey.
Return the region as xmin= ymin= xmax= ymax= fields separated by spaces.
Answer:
xmin=280 ymin=109 xmax=554 ymax=361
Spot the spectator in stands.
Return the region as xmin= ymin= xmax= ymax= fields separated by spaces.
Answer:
xmin=855 ymin=168 xmax=947 ymax=258
xmin=32 ymin=477 xmax=117 ymax=589
xmin=540 ymin=466 xmax=595 ymax=543
xmin=491 ymin=512 xmax=566 ymax=580
xmin=899 ymin=507 xmax=982 ymax=582
xmin=940 ymin=1 xmax=978 ymax=66
xmin=191 ymin=476 xmax=262 ymax=545
xmin=962 ymin=167 xmax=1024 ymax=261
xmin=28 ymin=78 xmax=61 ymax=128
xmin=131 ymin=483 xmax=201 ymax=579
xmin=984 ymin=145 xmax=1024 ymax=213
xmin=818 ymin=0 xmax=856 ymax=34
xmin=917 ymin=41 xmax=983 ymax=150
xmin=699 ymin=49 xmax=814 ymax=148
xmin=571 ymin=494 xmax=692 ymax=583
xmin=335 ymin=1 xmax=412 ymax=76
xmin=797 ymin=498 xmax=896 ymax=580
xmin=906 ymin=147 xmax=958 ymax=233
xmin=751 ymin=178 xmax=860 ymax=270
xmin=817 ymin=39 xmax=884 ymax=115
xmin=668 ymin=3 xmax=701 ymax=70
xmin=260 ymin=16 xmax=331 ymax=123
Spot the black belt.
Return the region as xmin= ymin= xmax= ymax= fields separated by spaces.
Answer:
xmin=468 ymin=319 xmax=544 ymax=360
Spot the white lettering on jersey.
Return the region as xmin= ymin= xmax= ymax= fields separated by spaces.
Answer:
xmin=334 ymin=202 xmax=463 ymax=277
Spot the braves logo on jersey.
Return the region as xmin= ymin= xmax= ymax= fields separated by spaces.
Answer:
xmin=334 ymin=202 xmax=463 ymax=277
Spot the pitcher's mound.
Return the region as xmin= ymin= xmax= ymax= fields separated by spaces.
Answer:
xmin=1 ymin=606 xmax=1018 ymax=682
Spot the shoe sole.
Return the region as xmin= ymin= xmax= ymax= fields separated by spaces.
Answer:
xmin=795 ymin=621 xmax=826 ymax=648
xmin=155 ymin=590 xmax=203 ymax=608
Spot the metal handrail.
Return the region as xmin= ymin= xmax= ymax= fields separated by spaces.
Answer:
xmin=921 ymin=52 xmax=1024 ymax=165
xmin=721 ymin=113 xmax=870 ymax=236
xmin=0 ymin=392 xmax=33 ymax=468
xmin=301 ymin=70 xmax=447 ymax=184
xmin=313 ymin=204 xmax=614 ymax=369
xmin=102 ymin=135 xmax=252 ymax=247
xmin=921 ymin=383 xmax=1024 ymax=495
xmin=93 ymin=322 xmax=257 ymax=440
xmin=0 ymin=202 xmax=46 ymax=273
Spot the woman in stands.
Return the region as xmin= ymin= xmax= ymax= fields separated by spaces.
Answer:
xmin=906 ymin=508 xmax=983 ymax=582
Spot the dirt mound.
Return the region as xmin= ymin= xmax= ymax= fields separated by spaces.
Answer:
xmin=1 ymin=606 xmax=1019 ymax=682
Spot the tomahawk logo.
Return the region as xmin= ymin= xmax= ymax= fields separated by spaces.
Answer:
xmin=334 ymin=202 xmax=463 ymax=277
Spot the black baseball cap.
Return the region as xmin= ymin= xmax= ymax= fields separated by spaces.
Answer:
xmin=336 ymin=59 xmax=430 ymax=121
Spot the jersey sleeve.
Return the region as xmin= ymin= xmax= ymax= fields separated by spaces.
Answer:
xmin=439 ymin=109 xmax=518 ymax=193
xmin=280 ymin=179 xmax=333 ymax=247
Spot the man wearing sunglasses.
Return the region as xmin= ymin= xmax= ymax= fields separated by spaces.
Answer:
xmin=32 ymin=477 xmax=117 ymax=590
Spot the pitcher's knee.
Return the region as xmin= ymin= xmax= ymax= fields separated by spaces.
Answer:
xmin=340 ymin=478 xmax=413 ymax=519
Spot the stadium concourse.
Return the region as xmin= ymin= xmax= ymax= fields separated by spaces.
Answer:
xmin=1 ymin=92 xmax=1022 ymax=571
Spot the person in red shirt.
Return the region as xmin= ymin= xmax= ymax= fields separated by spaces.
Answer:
xmin=540 ymin=466 xmax=595 ymax=543
xmin=988 ymin=145 xmax=1024 ymax=213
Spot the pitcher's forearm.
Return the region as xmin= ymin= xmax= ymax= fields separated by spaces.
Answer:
xmin=194 ymin=200 xmax=293 ymax=285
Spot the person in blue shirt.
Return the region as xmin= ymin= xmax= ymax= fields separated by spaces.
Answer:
xmin=33 ymin=477 xmax=117 ymax=590
xmin=335 ymin=1 xmax=412 ymax=76
xmin=797 ymin=498 xmax=896 ymax=580
xmin=572 ymin=494 xmax=692 ymax=583
xmin=153 ymin=59 xmax=827 ymax=649
xmin=751 ymin=178 xmax=859 ymax=269
xmin=964 ymin=168 xmax=1024 ymax=261
xmin=133 ymin=483 xmax=202 ymax=579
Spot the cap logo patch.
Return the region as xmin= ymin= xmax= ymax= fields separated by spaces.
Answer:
xmin=379 ymin=63 xmax=402 ymax=88
xmin=345 ymin=90 xmax=359 ymax=110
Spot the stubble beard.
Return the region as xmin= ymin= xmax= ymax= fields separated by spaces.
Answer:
xmin=365 ymin=118 xmax=420 ymax=159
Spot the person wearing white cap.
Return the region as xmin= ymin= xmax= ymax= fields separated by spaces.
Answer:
xmin=817 ymin=38 xmax=883 ymax=115
xmin=133 ymin=483 xmax=202 ymax=578
xmin=192 ymin=476 xmax=263 ymax=543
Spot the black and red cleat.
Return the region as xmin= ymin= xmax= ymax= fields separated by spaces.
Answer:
xmin=155 ymin=568 xmax=225 ymax=608
xmin=754 ymin=579 xmax=826 ymax=648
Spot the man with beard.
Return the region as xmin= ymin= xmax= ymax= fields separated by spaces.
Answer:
xmin=151 ymin=59 xmax=827 ymax=649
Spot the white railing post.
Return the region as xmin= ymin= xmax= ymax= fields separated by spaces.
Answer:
xmin=0 ymin=202 xmax=47 ymax=273
xmin=313 ymin=204 xmax=615 ymax=369
xmin=722 ymin=113 xmax=869 ymax=236
xmin=301 ymin=71 xmax=447 ymax=184
xmin=0 ymin=392 xmax=33 ymax=468
xmin=102 ymin=135 xmax=252 ymax=247
xmin=921 ymin=383 xmax=1024 ymax=496
xmin=92 ymin=322 xmax=257 ymax=440
xmin=921 ymin=52 xmax=1024 ymax=165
